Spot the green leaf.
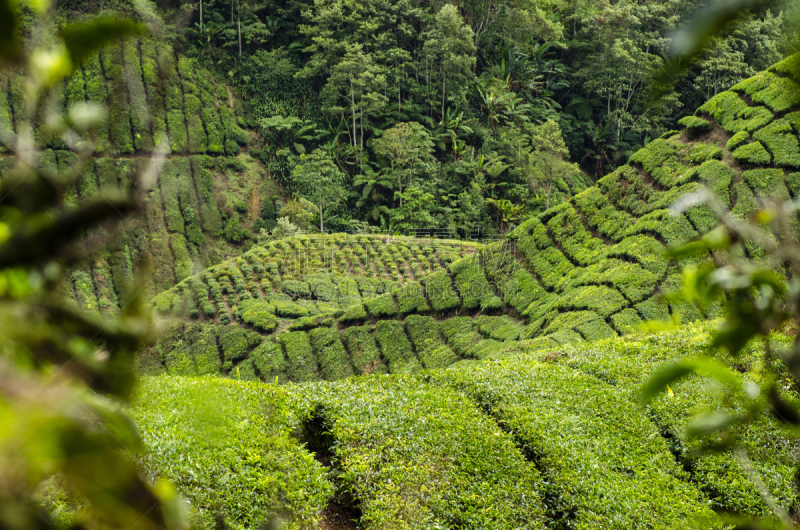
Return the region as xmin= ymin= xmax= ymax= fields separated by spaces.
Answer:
xmin=639 ymin=356 xmax=743 ymax=405
xmin=686 ymin=411 xmax=737 ymax=438
xmin=60 ymin=17 xmax=145 ymax=67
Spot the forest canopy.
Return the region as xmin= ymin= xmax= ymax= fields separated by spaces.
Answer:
xmin=114 ymin=0 xmax=798 ymax=236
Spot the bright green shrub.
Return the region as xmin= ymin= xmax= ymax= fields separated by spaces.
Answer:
xmin=543 ymin=310 xmax=616 ymax=341
xmin=305 ymin=273 xmax=337 ymax=302
xmin=288 ymin=315 xmax=335 ymax=332
xmin=71 ymin=269 xmax=99 ymax=312
xmin=132 ymin=377 xmax=332 ymax=528
xmin=609 ymin=308 xmax=644 ymax=334
xmin=734 ymin=70 xmax=800 ymax=113
xmin=607 ymin=235 xmax=666 ymax=277
xmin=374 ymin=320 xmax=422 ymax=373
xmin=686 ymin=204 xmax=719 ymax=234
xmin=557 ymin=285 xmax=627 ymax=317
xmin=547 ymin=206 xmax=608 ymax=267
xmin=185 ymin=324 xmax=222 ymax=375
xmin=503 ymin=266 xmax=547 ymax=314
xmin=354 ymin=277 xmax=381 ymax=298
xmin=753 ymin=119 xmax=800 ymax=167
xmin=279 ymin=331 xmax=318 ymax=382
xmin=476 ymin=315 xmax=523 ymax=341
xmin=364 ymin=292 xmax=399 ymax=317
xmin=309 ymin=327 xmax=354 ymax=381
xmin=685 ymin=143 xmax=722 ymax=164
xmin=295 ymin=376 xmax=546 ymax=529
xmin=339 ymin=303 xmax=367 ymax=323
xmin=439 ymin=317 xmax=483 ymax=358
xmin=635 ymin=296 xmax=670 ymax=321
xmin=623 ymin=209 xmax=698 ymax=247
xmin=742 ymin=168 xmax=791 ymax=200
xmin=282 ymin=279 xmax=312 ymax=299
xmin=217 ymin=326 xmax=260 ymax=366
xmin=333 ymin=275 xmax=361 ymax=308
xmin=678 ymin=115 xmax=712 ymax=137
xmin=250 ymin=340 xmax=288 ymax=383
xmin=697 ymin=159 xmax=736 ymax=207
xmin=574 ymin=182 xmax=636 ymax=241
xmin=81 ymin=53 xmax=110 ymax=152
xmin=771 ymin=53 xmax=800 ymax=83
xmin=563 ymin=258 xmax=659 ymax=303
xmin=628 ymin=138 xmax=692 ymax=188
xmin=726 ymin=130 xmax=750 ymax=151
xmin=122 ymin=40 xmax=153 ymax=152
xmin=405 ymin=315 xmax=458 ymax=369
xmin=447 ymin=257 xmax=493 ymax=309
xmin=100 ymin=45 xmax=134 ymax=154
xmin=432 ymin=360 xmax=717 ymax=529
xmin=732 ymin=140 xmax=772 ymax=164
xmin=159 ymin=325 xmax=198 ymax=376
xmin=341 ymin=325 xmax=387 ymax=375
xmin=423 ymin=270 xmax=461 ymax=312
xmin=467 ymin=338 xmax=521 ymax=360
xmin=698 ymin=90 xmax=773 ymax=133
xmin=238 ymin=299 xmax=279 ymax=332
xmin=527 ymin=246 xmax=575 ymax=290
xmin=540 ymin=324 xmax=799 ymax=517
xmin=787 ymin=172 xmax=800 ymax=197
xmin=395 ymin=281 xmax=430 ymax=313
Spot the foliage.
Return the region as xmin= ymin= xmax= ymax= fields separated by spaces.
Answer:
xmin=132 ymin=377 xmax=332 ymax=529
xmin=0 ymin=4 xmax=186 ymax=529
xmin=290 ymin=149 xmax=347 ymax=232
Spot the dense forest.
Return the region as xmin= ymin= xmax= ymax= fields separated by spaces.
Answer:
xmin=151 ymin=0 xmax=800 ymax=235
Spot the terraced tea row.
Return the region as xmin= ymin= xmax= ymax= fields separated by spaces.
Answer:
xmin=139 ymin=310 xmax=525 ymax=380
xmin=0 ymin=38 xmax=249 ymax=156
xmin=150 ymin=234 xmax=479 ymax=319
xmin=0 ymin=40 xmax=283 ymax=304
xmin=134 ymin=323 xmax=796 ymax=528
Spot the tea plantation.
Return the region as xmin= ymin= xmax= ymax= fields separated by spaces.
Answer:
xmin=0 ymin=38 xmax=278 ymax=308
xmin=120 ymin=57 xmax=800 ymax=527
xmin=132 ymin=323 xmax=796 ymax=529
xmin=143 ymin=55 xmax=800 ymax=386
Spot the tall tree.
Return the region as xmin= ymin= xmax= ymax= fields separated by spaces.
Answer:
xmin=290 ymin=149 xmax=348 ymax=232
xmin=423 ymin=5 xmax=476 ymax=116
xmin=372 ymin=121 xmax=435 ymax=206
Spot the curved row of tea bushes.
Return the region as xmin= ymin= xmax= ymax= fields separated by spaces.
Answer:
xmin=151 ymin=234 xmax=479 ymax=321
xmin=533 ymin=322 xmax=800 ymax=518
xmin=432 ymin=358 xmax=720 ymax=529
xmin=132 ymin=377 xmax=333 ymax=530
xmin=295 ymin=376 xmax=548 ymax=529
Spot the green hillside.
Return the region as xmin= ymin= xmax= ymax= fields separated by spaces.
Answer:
xmin=146 ymin=55 xmax=800 ymax=384
xmin=133 ymin=322 xmax=796 ymax=528
xmin=7 ymin=2 xmax=800 ymax=530
xmin=0 ymin=38 xmax=281 ymax=309
xmin=127 ymin=59 xmax=800 ymax=526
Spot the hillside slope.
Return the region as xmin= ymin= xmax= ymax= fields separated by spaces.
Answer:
xmin=147 ymin=54 xmax=800 ymax=383
xmin=0 ymin=37 xmax=280 ymax=309
xmin=134 ymin=323 xmax=797 ymax=528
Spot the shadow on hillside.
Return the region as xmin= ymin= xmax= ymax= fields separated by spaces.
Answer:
xmin=299 ymin=412 xmax=361 ymax=530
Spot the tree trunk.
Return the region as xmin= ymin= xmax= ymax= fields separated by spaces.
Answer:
xmin=442 ymin=74 xmax=446 ymax=118
xmin=319 ymin=189 xmax=324 ymax=232
xmin=237 ymin=0 xmax=242 ymax=59
xmin=359 ymin=109 xmax=364 ymax=168
xmin=350 ymin=79 xmax=357 ymax=147
xmin=199 ymin=0 xmax=203 ymax=32
xmin=546 ymin=180 xmax=552 ymax=210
